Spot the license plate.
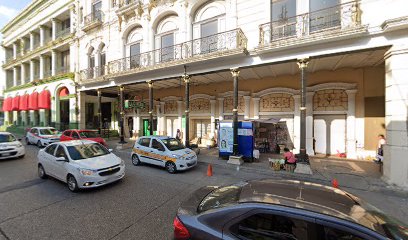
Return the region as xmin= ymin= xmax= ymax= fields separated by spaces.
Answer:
xmin=1 ymin=153 xmax=11 ymax=157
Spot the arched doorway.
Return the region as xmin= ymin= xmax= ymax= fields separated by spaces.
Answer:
xmin=58 ymin=87 xmax=70 ymax=130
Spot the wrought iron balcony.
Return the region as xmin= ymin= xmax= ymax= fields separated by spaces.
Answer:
xmin=259 ymin=1 xmax=365 ymax=48
xmin=82 ymin=11 xmax=104 ymax=32
xmin=79 ymin=66 xmax=106 ymax=80
xmin=115 ymin=0 xmax=140 ymax=17
xmin=33 ymin=41 xmax=40 ymax=49
xmin=102 ymin=29 xmax=247 ymax=79
xmin=33 ymin=73 xmax=40 ymax=80
xmin=56 ymin=66 xmax=69 ymax=75
xmin=56 ymin=27 xmax=71 ymax=39
xmin=43 ymin=69 xmax=52 ymax=78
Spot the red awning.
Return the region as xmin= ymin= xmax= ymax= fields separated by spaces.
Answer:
xmin=38 ymin=90 xmax=51 ymax=109
xmin=19 ymin=94 xmax=29 ymax=111
xmin=11 ymin=96 xmax=20 ymax=111
xmin=59 ymin=87 xmax=69 ymax=97
xmin=28 ymin=92 xmax=39 ymax=110
xmin=2 ymin=97 xmax=12 ymax=112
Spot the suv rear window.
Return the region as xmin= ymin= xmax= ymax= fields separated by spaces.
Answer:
xmin=198 ymin=183 xmax=246 ymax=213
xmin=139 ymin=138 xmax=151 ymax=147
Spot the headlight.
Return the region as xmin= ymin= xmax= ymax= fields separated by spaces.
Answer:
xmin=172 ymin=154 xmax=185 ymax=160
xmin=79 ymin=168 xmax=96 ymax=176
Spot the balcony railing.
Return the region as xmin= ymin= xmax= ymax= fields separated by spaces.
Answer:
xmin=43 ymin=69 xmax=52 ymax=78
xmin=80 ymin=66 xmax=105 ymax=80
xmin=117 ymin=0 xmax=136 ymax=8
xmin=83 ymin=11 xmax=104 ymax=31
xmin=259 ymin=1 xmax=363 ymax=46
xmin=103 ymin=29 xmax=247 ymax=77
xmin=33 ymin=41 xmax=40 ymax=49
xmin=56 ymin=27 xmax=71 ymax=39
xmin=33 ymin=73 xmax=40 ymax=80
xmin=6 ymin=56 xmax=13 ymax=63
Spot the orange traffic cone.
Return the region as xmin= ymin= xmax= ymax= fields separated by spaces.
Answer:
xmin=332 ymin=179 xmax=339 ymax=188
xmin=207 ymin=164 xmax=213 ymax=177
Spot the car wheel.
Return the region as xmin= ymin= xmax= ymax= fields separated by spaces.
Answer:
xmin=18 ymin=154 xmax=25 ymax=159
xmin=67 ymin=174 xmax=79 ymax=192
xmin=131 ymin=154 xmax=141 ymax=166
xmin=25 ymin=137 xmax=30 ymax=145
xmin=38 ymin=164 xmax=47 ymax=179
xmin=165 ymin=161 xmax=177 ymax=174
xmin=37 ymin=141 xmax=42 ymax=148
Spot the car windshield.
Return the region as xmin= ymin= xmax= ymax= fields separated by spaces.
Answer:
xmin=0 ymin=134 xmax=16 ymax=143
xmin=198 ymin=182 xmax=246 ymax=213
xmin=79 ymin=131 xmax=99 ymax=138
xmin=66 ymin=143 xmax=109 ymax=160
xmin=40 ymin=129 xmax=56 ymax=135
xmin=161 ymin=138 xmax=185 ymax=151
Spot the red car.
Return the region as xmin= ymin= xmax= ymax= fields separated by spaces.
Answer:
xmin=60 ymin=130 xmax=107 ymax=146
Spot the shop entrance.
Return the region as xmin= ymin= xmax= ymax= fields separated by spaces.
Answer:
xmin=60 ymin=100 xmax=70 ymax=129
xmin=101 ymin=102 xmax=112 ymax=129
xmin=143 ymin=119 xmax=157 ymax=136
xmin=313 ymin=114 xmax=346 ymax=155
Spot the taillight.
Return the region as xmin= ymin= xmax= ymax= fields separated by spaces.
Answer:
xmin=174 ymin=216 xmax=190 ymax=240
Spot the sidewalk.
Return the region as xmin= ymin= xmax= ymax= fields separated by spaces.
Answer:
xmin=107 ymin=138 xmax=407 ymax=196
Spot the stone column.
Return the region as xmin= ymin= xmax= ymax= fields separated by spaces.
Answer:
xmin=306 ymin=92 xmax=314 ymax=155
xmin=39 ymin=55 xmax=45 ymax=79
xmin=13 ymin=111 xmax=18 ymax=125
xmin=134 ymin=109 xmax=141 ymax=138
xmin=40 ymin=26 xmax=46 ymax=46
xmin=51 ymin=50 xmax=57 ymax=76
xmin=253 ymin=97 xmax=260 ymax=119
xmin=13 ymin=67 xmax=18 ymax=86
xmin=97 ymin=89 xmax=102 ymax=134
xmin=4 ymin=112 xmax=10 ymax=125
xmin=148 ymin=81 xmax=154 ymax=136
xmin=69 ymin=4 xmax=76 ymax=34
xmin=293 ymin=95 xmax=301 ymax=154
xmin=118 ymin=85 xmax=126 ymax=143
xmin=13 ymin=43 xmax=17 ymax=59
xmin=21 ymin=111 xmax=28 ymax=126
xmin=78 ymin=92 xmax=86 ymax=129
xmin=39 ymin=109 xmax=46 ymax=126
xmin=243 ymin=96 xmax=251 ymax=120
xmin=30 ymin=32 xmax=35 ymax=51
xmin=51 ymin=18 xmax=60 ymax=41
xmin=30 ymin=60 xmax=35 ymax=82
xmin=183 ymin=74 xmax=191 ymax=147
xmin=160 ymin=102 xmax=166 ymax=135
xmin=346 ymin=89 xmax=357 ymax=159
xmin=218 ymin=98 xmax=224 ymax=121
xmin=156 ymin=103 xmax=161 ymax=134
xmin=29 ymin=110 xmax=36 ymax=126
xmin=210 ymin=99 xmax=216 ymax=138
xmin=383 ymin=45 xmax=408 ymax=188
xmin=20 ymin=64 xmax=26 ymax=84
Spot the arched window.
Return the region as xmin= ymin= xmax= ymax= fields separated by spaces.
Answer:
xmin=98 ymin=43 xmax=106 ymax=76
xmin=88 ymin=47 xmax=95 ymax=78
xmin=155 ymin=15 xmax=179 ymax=62
xmin=193 ymin=1 xmax=226 ymax=54
xmin=126 ymin=27 xmax=143 ymax=68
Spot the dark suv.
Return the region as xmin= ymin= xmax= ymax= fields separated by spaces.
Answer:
xmin=174 ymin=179 xmax=408 ymax=240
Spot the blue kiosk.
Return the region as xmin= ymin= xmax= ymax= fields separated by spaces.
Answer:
xmin=218 ymin=121 xmax=254 ymax=161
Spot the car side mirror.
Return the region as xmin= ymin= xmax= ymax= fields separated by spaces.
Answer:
xmin=56 ymin=157 xmax=68 ymax=162
xmin=108 ymin=149 xmax=113 ymax=153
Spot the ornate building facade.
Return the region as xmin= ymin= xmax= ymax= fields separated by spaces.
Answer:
xmin=2 ymin=0 xmax=408 ymax=188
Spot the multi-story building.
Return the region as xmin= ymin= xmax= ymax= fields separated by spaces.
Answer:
xmin=1 ymin=0 xmax=408 ymax=187
xmin=1 ymin=0 xmax=78 ymax=129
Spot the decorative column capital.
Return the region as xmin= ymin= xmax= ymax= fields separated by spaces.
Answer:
xmin=119 ymin=85 xmax=124 ymax=91
xmin=97 ymin=89 xmax=102 ymax=96
xmin=297 ymin=58 xmax=310 ymax=69
xmin=345 ymin=89 xmax=358 ymax=95
xmin=147 ymin=80 xmax=153 ymax=87
xmin=182 ymin=74 xmax=190 ymax=83
xmin=230 ymin=67 xmax=240 ymax=77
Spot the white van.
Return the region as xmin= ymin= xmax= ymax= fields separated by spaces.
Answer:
xmin=131 ymin=136 xmax=197 ymax=173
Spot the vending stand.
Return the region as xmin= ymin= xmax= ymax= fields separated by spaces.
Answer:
xmin=218 ymin=121 xmax=254 ymax=161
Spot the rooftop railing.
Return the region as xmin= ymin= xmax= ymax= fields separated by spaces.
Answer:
xmin=259 ymin=1 xmax=362 ymax=46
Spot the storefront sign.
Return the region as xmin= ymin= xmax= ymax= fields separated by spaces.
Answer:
xmin=238 ymin=128 xmax=253 ymax=136
xmin=219 ymin=126 xmax=233 ymax=153
xmin=125 ymin=100 xmax=146 ymax=109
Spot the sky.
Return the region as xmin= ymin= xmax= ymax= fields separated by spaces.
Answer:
xmin=0 ymin=0 xmax=32 ymax=31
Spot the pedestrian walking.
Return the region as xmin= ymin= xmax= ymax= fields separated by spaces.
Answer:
xmin=374 ymin=134 xmax=386 ymax=163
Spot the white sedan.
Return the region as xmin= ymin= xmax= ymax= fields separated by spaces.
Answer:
xmin=37 ymin=140 xmax=125 ymax=192
xmin=26 ymin=127 xmax=60 ymax=147
xmin=0 ymin=132 xmax=25 ymax=159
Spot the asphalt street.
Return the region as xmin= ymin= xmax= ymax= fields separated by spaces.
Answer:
xmin=0 ymin=142 xmax=407 ymax=240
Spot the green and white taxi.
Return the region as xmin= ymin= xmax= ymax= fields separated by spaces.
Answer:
xmin=131 ymin=136 xmax=197 ymax=173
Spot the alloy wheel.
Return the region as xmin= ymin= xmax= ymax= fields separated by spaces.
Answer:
xmin=166 ymin=162 xmax=176 ymax=174
xmin=38 ymin=165 xmax=47 ymax=179
xmin=132 ymin=154 xmax=141 ymax=166
xmin=37 ymin=141 xmax=42 ymax=148
xmin=67 ymin=175 xmax=78 ymax=192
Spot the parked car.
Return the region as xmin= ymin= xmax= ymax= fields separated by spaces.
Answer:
xmin=26 ymin=127 xmax=60 ymax=147
xmin=131 ymin=136 xmax=197 ymax=173
xmin=174 ymin=179 xmax=408 ymax=240
xmin=60 ymin=129 xmax=107 ymax=146
xmin=37 ymin=140 xmax=125 ymax=192
xmin=0 ymin=132 xmax=25 ymax=159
